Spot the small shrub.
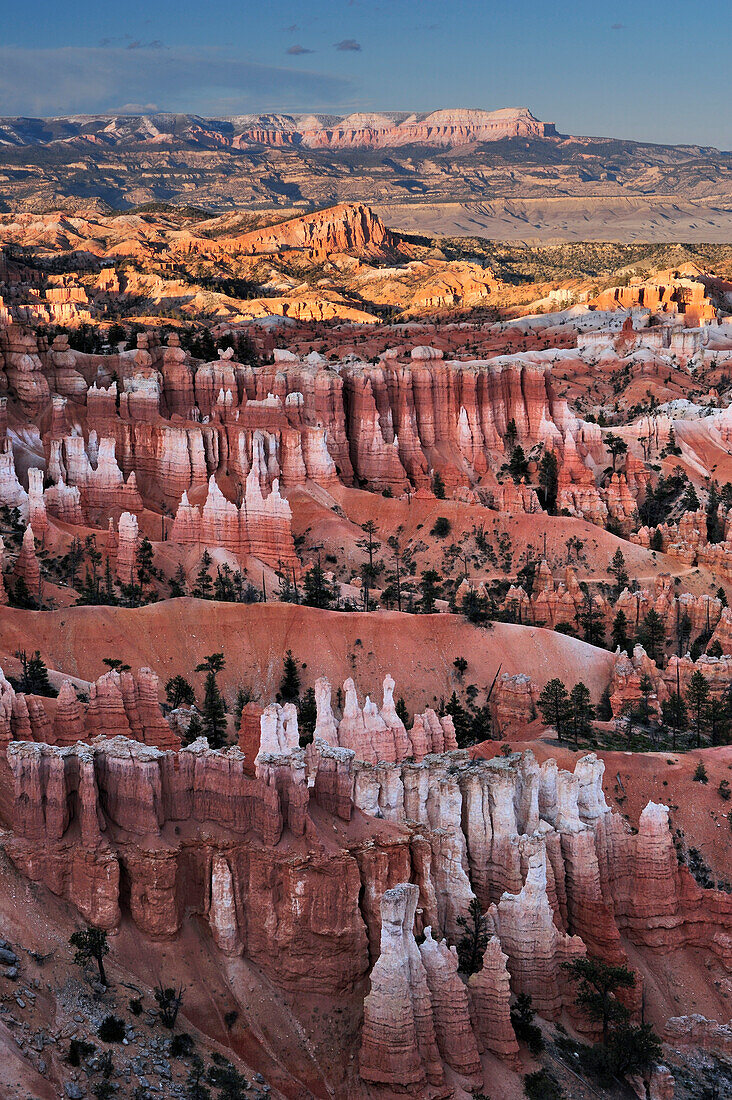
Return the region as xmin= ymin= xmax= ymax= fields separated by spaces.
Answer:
xmin=694 ymin=762 xmax=709 ymax=783
xmin=718 ymin=779 xmax=731 ymax=801
xmin=430 ymin=516 xmax=451 ymax=538
xmin=97 ymin=1015 xmax=126 ymax=1043
xmin=524 ymin=1069 xmax=562 ymax=1099
xmin=223 ymin=1009 xmax=239 ymax=1030
xmin=170 ymin=1032 xmax=195 ymax=1058
xmin=92 ymin=1083 xmax=116 ymax=1100
xmin=67 ymin=1038 xmax=95 ymax=1066
xmin=129 ymin=997 xmax=143 ymax=1016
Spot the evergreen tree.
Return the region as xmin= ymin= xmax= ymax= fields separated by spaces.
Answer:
xmin=561 ymin=957 xmax=635 ymax=1043
xmin=578 ymin=590 xmax=603 ymax=647
xmin=504 ymin=418 xmax=518 ymax=452
xmin=135 ymin=536 xmax=154 ymax=586
xmin=418 ymin=569 xmax=441 ymax=614
xmin=705 ymin=696 xmax=729 ymax=746
xmin=538 ymin=449 xmax=559 ymax=513
xmin=605 ymin=433 xmax=628 ymax=471
xmin=681 ymin=483 xmax=700 ymax=512
xmin=455 ymin=898 xmax=488 ymax=976
xmin=611 ymin=610 xmax=630 ymax=654
xmin=537 ymin=678 xmax=571 ymax=739
xmin=298 ymin=687 xmax=317 ymax=743
xmin=168 ymin=563 xmax=187 ymax=599
xmin=569 ymin=682 xmax=595 ymax=746
xmin=507 ymin=445 xmax=528 ymax=484
xmin=165 ymin=675 xmax=195 ymax=710
xmin=707 ymin=480 xmax=723 ymax=544
xmin=14 ymin=649 xmax=55 ymax=696
xmin=194 ymin=653 xmax=227 ymax=748
xmin=638 ymin=672 xmax=655 ymax=724
xmin=661 ymin=692 xmax=687 ymax=751
xmin=395 ymin=696 xmax=409 ymax=727
xmin=677 ymin=611 xmax=692 ymax=655
xmin=279 ymin=650 xmax=301 ymax=704
xmin=637 ymin=608 xmax=665 ymax=664
xmin=70 ymin=927 xmax=109 ymax=986
xmin=303 ymin=561 xmax=337 ymax=609
xmin=11 ymin=576 xmax=37 ymax=609
xmin=432 ymin=471 xmax=446 ymax=499
xmin=686 ymin=669 xmax=709 ymax=747
xmin=608 ymin=549 xmax=629 ymax=598
xmin=193 ymin=550 xmax=213 ymax=599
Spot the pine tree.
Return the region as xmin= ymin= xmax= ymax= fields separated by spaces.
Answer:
xmin=419 ymin=569 xmax=441 ymax=614
xmin=303 ymin=561 xmax=337 ymax=609
xmin=707 ymin=480 xmax=723 ymax=544
xmin=298 ymin=687 xmax=317 ymax=743
xmin=432 ymin=471 xmax=446 ymax=499
xmin=14 ymin=649 xmax=54 ymax=696
xmin=569 ymin=682 xmax=595 ymax=746
xmin=165 ymin=675 xmax=195 ymax=710
xmin=605 ymin=433 xmax=628 ymax=471
xmin=611 ymin=610 xmax=630 ymax=654
xmin=193 ymin=550 xmax=213 ymax=599
xmin=70 ymin=927 xmax=109 ymax=987
xmin=561 ymin=957 xmax=635 ymax=1043
xmin=195 ymin=653 xmax=227 ymax=748
xmin=455 ymin=898 xmax=488 ymax=976
xmin=538 ymin=450 xmax=559 ymax=513
xmin=686 ymin=669 xmax=709 ymax=747
xmin=608 ymin=549 xmax=629 ymax=598
xmin=135 ymin=536 xmax=154 ymax=586
xmin=508 ymin=445 xmax=528 ymax=484
xmin=638 ymin=608 xmax=665 ymax=664
xmin=537 ymin=678 xmax=571 ymax=739
xmin=661 ymin=692 xmax=687 ymax=751
xmin=279 ymin=650 xmax=301 ymax=704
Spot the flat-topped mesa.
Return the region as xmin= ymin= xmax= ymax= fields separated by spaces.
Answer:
xmin=312 ymin=673 xmax=455 ymax=763
xmin=359 ymin=883 xmax=446 ymax=1093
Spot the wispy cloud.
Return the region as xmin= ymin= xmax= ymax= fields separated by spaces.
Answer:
xmin=286 ymin=45 xmax=314 ymax=55
xmin=611 ymin=23 xmax=625 ymax=30
xmin=334 ymin=39 xmax=362 ymax=52
xmin=0 ymin=46 xmax=353 ymax=116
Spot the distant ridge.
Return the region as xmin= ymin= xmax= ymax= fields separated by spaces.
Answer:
xmin=0 ymin=107 xmax=556 ymax=150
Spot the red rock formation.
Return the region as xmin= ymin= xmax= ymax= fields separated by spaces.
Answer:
xmin=419 ymin=927 xmax=482 ymax=1084
xmin=170 ymin=468 xmax=298 ymax=570
xmin=359 ymin=882 xmax=446 ymax=1094
xmin=468 ymin=935 xmax=521 ymax=1066
xmin=0 ymin=443 xmax=28 ymax=511
xmin=485 ymin=850 xmax=585 ymax=1020
xmin=85 ymin=668 xmax=179 ymax=750
xmin=115 ymin=511 xmax=138 ymax=585
xmin=52 ymin=680 xmax=86 ymax=745
xmin=14 ymin=524 xmax=40 ymax=595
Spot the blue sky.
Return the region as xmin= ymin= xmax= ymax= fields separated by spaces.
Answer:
xmin=1 ymin=0 xmax=731 ymax=147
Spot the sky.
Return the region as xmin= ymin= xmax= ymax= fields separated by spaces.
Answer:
xmin=0 ymin=0 xmax=731 ymax=148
